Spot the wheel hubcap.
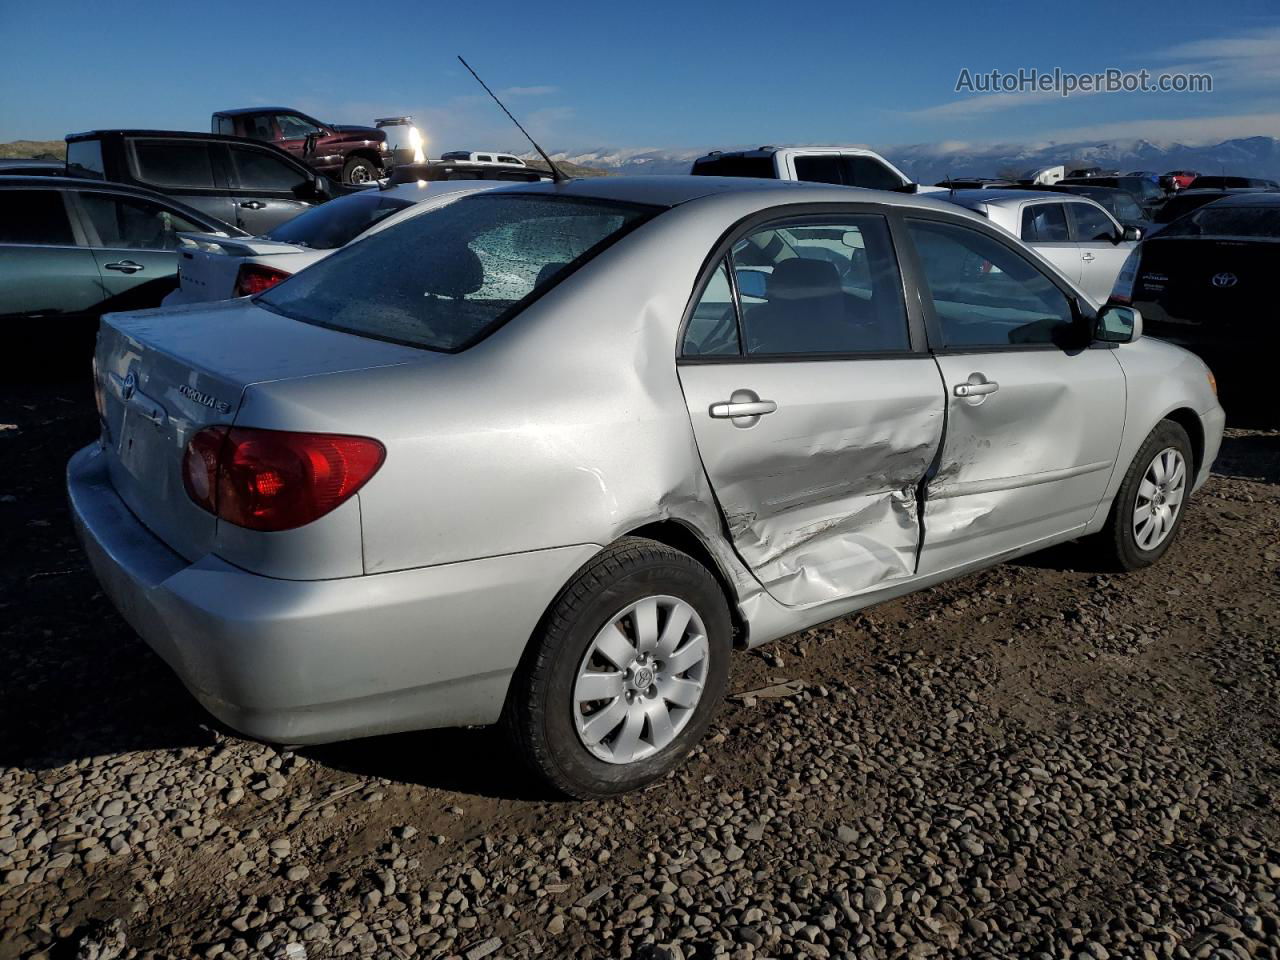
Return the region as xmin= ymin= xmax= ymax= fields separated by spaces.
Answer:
xmin=573 ymin=596 xmax=709 ymax=765
xmin=1132 ymin=446 xmax=1186 ymax=551
xmin=351 ymin=165 xmax=372 ymax=183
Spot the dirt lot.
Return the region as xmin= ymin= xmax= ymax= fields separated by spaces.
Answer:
xmin=1 ymin=380 xmax=1277 ymax=960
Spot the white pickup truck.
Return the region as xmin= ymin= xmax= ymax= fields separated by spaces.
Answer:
xmin=691 ymin=146 xmax=940 ymax=193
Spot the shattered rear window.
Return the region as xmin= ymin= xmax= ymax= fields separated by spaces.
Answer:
xmin=257 ymin=193 xmax=657 ymax=352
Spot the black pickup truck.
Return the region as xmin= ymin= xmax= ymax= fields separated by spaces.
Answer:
xmin=66 ymin=130 xmax=343 ymax=233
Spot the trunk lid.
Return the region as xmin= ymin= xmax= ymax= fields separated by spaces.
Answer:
xmin=176 ymin=233 xmax=315 ymax=303
xmin=96 ymin=298 xmax=424 ymax=561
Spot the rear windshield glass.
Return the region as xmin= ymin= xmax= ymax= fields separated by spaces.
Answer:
xmin=265 ymin=192 xmax=414 ymax=249
xmin=257 ymin=193 xmax=656 ymax=351
xmin=1158 ymin=205 xmax=1280 ymax=240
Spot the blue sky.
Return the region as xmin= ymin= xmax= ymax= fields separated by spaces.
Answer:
xmin=1 ymin=0 xmax=1277 ymax=155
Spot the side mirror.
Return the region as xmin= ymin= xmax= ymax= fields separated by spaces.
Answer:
xmin=735 ymin=269 xmax=768 ymax=300
xmin=311 ymin=175 xmax=331 ymax=199
xmin=1095 ymin=304 xmax=1143 ymax=343
xmin=1122 ymin=225 xmax=1143 ymax=242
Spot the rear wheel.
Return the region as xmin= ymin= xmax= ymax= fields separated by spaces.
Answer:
xmin=342 ymin=155 xmax=380 ymax=185
xmin=1092 ymin=420 xmax=1194 ymax=570
xmin=504 ymin=537 xmax=732 ymax=798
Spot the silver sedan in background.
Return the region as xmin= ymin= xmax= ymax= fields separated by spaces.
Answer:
xmin=69 ymin=177 xmax=1223 ymax=797
xmin=936 ymin=188 xmax=1140 ymax=302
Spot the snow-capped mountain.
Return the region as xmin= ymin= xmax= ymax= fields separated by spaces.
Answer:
xmin=527 ymin=137 xmax=1280 ymax=182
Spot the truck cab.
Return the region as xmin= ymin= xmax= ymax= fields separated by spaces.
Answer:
xmin=213 ymin=108 xmax=388 ymax=185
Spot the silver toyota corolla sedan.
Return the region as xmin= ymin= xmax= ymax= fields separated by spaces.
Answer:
xmin=68 ymin=176 xmax=1225 ymax=798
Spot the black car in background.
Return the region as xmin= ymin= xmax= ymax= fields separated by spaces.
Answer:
xmin=1118 ymin=193 xmax=1279 ymax=410
xmin=1151 ymin=188 xmax=1274 ymax=225
xmin=65 ymin=130 xmax=342 ymax=234
xmin=0 ymin=175 xmax=243 ymax=369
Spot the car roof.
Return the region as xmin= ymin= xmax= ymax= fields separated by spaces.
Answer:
xmin=213 ymin=107 xmax=300 ymax=116
xmin=65 ymin=129 xmax=284 ymax=145
xmin=938 ymin=188 xmax=1088 ymax=207
xmin=1199 ymin=191 xmax=1280 ymax=207
xmin=476 ymin=175 xmax=988 ymax=218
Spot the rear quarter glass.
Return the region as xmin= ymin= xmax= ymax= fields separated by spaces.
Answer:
xmin=256 ymin=193 xmax=658 ymax=352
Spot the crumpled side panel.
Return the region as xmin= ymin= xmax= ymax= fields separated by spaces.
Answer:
xmin=678 ymin=357 xmax=947 ymax=608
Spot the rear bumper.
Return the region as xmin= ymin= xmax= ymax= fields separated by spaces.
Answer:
xmin=67 ymin=442 xmax=598 ymax=745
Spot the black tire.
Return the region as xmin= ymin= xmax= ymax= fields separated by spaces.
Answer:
xmin=503 ymin=537 xmax=732 ymax=799
xmin=342 ymin=155 xmax=380 ymax=185
xmin=1091 ymin=419 xmax=1194 ymax=571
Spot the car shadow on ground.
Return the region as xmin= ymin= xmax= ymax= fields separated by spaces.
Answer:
xmin=303 ymin=725 xmax=563 ymax=802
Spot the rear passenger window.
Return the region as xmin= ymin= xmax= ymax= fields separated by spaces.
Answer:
xmin=734 ymin=216 xmax=910 ymax=356
xmin=0 ymin=190 xmax=75 ymax=245
xmin=1020 ymin=204 xmax=1070 ymax=242
xmin=230 ymin=146 xmax=310 ymax=191
xmin=132 ymin=140 xmax=216 ymax=188
xmin=907 ymin=219 xmax=1075 ymax=348
xmin=682 ymin=260 xmax=740 ymax=357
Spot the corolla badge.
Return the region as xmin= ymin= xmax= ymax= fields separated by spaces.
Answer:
xmin=178 ymin=383 xmax=232 ymax=414
xmin=121 ymin=372 xmax=137 ymax=401
xmin=1211 ymin=272 xmax=1238 ymax=288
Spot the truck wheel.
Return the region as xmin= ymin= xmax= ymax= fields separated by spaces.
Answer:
xmin=1092 ymin=420 xmax=1194 ymax=571
xmin=504 ymin=537 xmax=732 ymax=799
xmin=342 ymin=156 xmax=379 ymax=185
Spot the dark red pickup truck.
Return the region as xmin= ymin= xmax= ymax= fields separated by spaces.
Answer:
xmin=213 ymin=107 xmax=388 ymax=185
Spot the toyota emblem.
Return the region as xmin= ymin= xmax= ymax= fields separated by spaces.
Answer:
xmin=1211 ymin=272 xmax=1238 ymax=288
xmin=121 ymin=371 xmax=137 ymax=401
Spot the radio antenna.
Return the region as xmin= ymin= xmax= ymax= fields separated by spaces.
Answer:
xmin=457 ymin=55 xmax=568 ymax=183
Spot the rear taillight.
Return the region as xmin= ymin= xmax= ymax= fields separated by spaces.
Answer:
xmin=234 ymin=263 xmax=292 ymax=297
xmin=182 ymin=427 xmax=385 ymax=531
xmin=1108 ymin=247 xmax=1140 ymax=305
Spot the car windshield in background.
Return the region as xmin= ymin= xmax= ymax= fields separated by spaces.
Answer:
xmin=1159 ymin=206 xmax=1280 ymax=240
xmin=257 ymin=193 xmax=656 ymax=351
xmin=265 ymin=192 xmax=415 ymax=249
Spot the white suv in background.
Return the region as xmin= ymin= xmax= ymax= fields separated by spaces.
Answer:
xmin=691 ymin=145 xmax=940 ymax=192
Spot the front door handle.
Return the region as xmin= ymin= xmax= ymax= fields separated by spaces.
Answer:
xmin=104 ymin=260 xmax=144 ymax=274
xmin=1081 ymin=252 xmax=1096 ymax=262
xmin=954 ymin=379 xmax=999 ymax=398
xmin=239 ymin=201 xmax=267 ymax=210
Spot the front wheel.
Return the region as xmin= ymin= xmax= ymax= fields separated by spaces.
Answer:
xmin=342 ymin=156 xmax=380 ymax=185
xmin=1092 ymin=419 xmax=1194 ymax=570
xmin=504 ymin=538 xmax=732 ymax=798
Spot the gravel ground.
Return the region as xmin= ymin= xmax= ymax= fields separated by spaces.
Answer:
xmin=1 ymin=382 xmax=1277 ymax=960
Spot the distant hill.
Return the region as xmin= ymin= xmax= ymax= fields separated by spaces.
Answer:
xmin=528 ymin=136 xmax=1280 ymax=183
xmin=524 ymin=158 xmax=611 ymax=178
xmin=0 ymin=140 xmax=65 ymax=160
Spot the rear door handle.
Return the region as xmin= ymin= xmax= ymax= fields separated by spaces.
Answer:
xmin=710 ymin=399 xmax=777 ymax=418
xmin=239 ymin=201 xmax=267 ymax=210
xmin=954 ymin=380 xmax=999 ymax=397
xmin=104 ymin=260 xmax=144 ymax=274
xmin=1081 ymin=252 xmax=1095 ymax=262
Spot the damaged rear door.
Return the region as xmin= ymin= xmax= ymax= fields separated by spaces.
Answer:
xmin=902 ymin=216 xmax=1125 ymax=575
xmin=677 ymin=212 xmax=945 ymax=607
